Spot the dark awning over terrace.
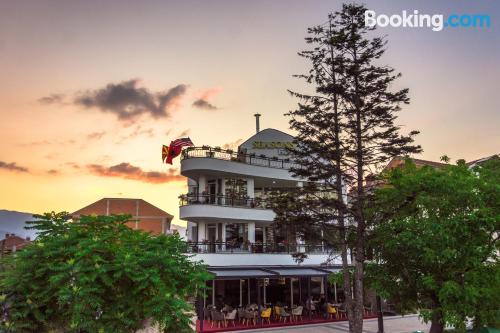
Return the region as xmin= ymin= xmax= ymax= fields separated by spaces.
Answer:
xmin=207 ymin=266 xmax=340 ymax=280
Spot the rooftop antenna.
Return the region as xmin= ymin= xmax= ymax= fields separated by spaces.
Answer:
xmin=254 ymin=113 xmax=261 ymax=133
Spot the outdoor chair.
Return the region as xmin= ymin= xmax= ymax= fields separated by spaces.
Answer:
xmin=237 ymin=308 xmax=246 ymax=323
xmin=260 ymin=307 xmax=272 ymax=324
xmin=242 ymin=310 xmax=256 ymax=326
xmin=273 ymin=305 xmax=282 ymax=320
xmin=225 ymin=309 xmax=237 ymax=327
xmin=337 ymin=303 xmax=347 ymax=319
xmin=291 ymin=305 xmax=303 ymax=321
xmin=327 ymin=303 xmax=338 ymax=319
xmin=279 ymin=307 xmax=291 ymax=323
xmin=210 ymin=310 xmax=225 ymax=328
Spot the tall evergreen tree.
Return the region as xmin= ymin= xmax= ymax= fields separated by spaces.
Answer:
xmin=271 ymin=4 xmax=421 ymax=333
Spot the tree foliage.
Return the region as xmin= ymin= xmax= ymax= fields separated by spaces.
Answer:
xmin=0 ymin=213 xmax=209 ymax=333
xmin=367 ymin=158 xmax=500 ymax=333
xmin=270 ymin=4 xmax=420 ymax=332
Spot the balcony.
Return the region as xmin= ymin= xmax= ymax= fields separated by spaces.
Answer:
xmin=186 ymin=241 xmax=342 ymax=267
xmin=179 ymin=194 xmax=275 ymax=222
xmin=180 ymin=147 xmax=302 ymax=182
xmin=179 ymin=194 xmax=270 ymax=209
xmin=186 ymin=241 xmax=334 ymax=254
xmin=182 ymin=146 xmax=300 ymax=169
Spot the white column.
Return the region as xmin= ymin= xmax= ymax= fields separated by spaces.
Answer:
xmin=248 ymin=222 xmax=256 ymax=244
xmin=198 ymin=222 xmax=206 ymax=252
xmin=247 ymin=178 xmax=255 ymax=208
xmin=221 ymin=222 xmax=226 ymax=251
xmin=198 ymin=175 xmax=207 ymax=202
xmin=320 ymin=277 xmax=325 ymax=295
xmin=220 ymin=178 xmax=226 ymax=205
xmin=334 ymin=282 xmax=338 ymax=303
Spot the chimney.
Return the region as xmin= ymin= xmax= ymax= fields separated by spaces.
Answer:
xmin=5 ymin=233 xmax=9 ymax=238
xmin=254 ymin=113 xmax=261 ymax=133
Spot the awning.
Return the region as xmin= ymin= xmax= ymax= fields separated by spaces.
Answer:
xmin=207 ymin=266 xmax=339 ymax=279
xmin=319 ymin=267 xmax=341 ymax=274
xmin=208 ymin=268 xmax=277 ymax=279
xmin=269 ymin=268 xmax=329 ymax=277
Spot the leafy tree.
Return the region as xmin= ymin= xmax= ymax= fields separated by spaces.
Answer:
xmin=367 ymin=158 xmax=500 ymax=333
xmin=0 ymin=213 xmax=209 ymax=333
xmin=271 ymin=4 xmax=420 ymax=332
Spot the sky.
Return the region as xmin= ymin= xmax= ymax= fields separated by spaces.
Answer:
xmin=0 ymin=0 xmax=499 ymax=226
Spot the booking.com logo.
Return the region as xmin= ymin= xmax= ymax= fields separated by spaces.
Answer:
xmin=365 ymin=10 xmax=491 ymax=32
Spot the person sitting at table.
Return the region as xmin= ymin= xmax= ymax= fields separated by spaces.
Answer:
xmin=305 ymin=297 xmax=316 ymax=315
xmin=318 ymin=295 xmax=327 ymax=314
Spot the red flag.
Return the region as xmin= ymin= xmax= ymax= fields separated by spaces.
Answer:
xmin=165 ymin=137 xmax=194 ymax=164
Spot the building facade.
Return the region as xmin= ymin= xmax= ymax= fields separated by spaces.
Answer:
xmin=180 ymin=126 xmax=347 ymax=322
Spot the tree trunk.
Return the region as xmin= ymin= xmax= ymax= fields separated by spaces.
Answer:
xmin=429 ymin=296 xmax=444 ymax=333
xmin=352 ymin=27 xmax=366 ymax=333
xmin=429 ymin=311 xmax=444 ymax=333
xmin=328 ymin=18 xmax=356 ymax=332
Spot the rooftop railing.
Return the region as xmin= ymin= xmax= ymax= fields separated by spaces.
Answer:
xmin=181 ymin=146 xmax=300 ymax=170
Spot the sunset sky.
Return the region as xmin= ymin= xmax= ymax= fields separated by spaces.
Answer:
xmin=1 ymin=0 xmax=498 ymax=226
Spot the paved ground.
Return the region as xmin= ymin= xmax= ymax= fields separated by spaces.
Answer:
xmin=232 ymin=315 xmax=430 ymax=333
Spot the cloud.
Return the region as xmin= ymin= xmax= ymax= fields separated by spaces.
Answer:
xmin=87 ymin=131 xmax=106 ymax=140
xmin=73 ymin=79 xmax=188 ymax=121
xmin=192 ymin=99 xmax=218 ymax=110
xmin=87 ymin=162 xmax=183 ymax=184
xmin=38 ymin=93 xmax=65 ymax=104
xmin=192 ymin=87 xmax=222 ymax=111
xmin=47 ymin=169 xmax=60 ymax=175
xmin=0 ymin=161 xmax=29 ymax=173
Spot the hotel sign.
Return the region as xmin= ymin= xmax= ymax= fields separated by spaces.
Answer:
xmin=252 ymin=141 xmax=295 ymax=149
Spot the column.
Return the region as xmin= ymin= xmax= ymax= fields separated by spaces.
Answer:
xmin=239 ymin=280 xmax=243 ymax=307
xmin=290 ymin=278 xmax=294 ymax=307
xmin=257 ymin=279 xmax=261 ymax=324
xmin=247 ymin=178 xmax=255 ymax=207
xmin=198 ymin=175 xmax=207 ymax=203
xmin=221 ymin=222 xmax=227 ymax=251
xmin=220 ymin=178 xmax=226 ymax=205
xmin=198 ymin=222 xmax=206 ymax=252
xmin=307 ymin=277 xmax=312 ymax=320
xmin=212 ymin=280 xmax=215 ymax=306
xmin=248 ymin=222 xmax=256 ymax=246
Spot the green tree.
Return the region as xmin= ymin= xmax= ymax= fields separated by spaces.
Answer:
xmin=271 ymin=4 xmax=420 ymax=332
xmin=367 ymin=158 xmax=500 ymax=333
xmin=0 ymin=213 xmax=209 ymax=333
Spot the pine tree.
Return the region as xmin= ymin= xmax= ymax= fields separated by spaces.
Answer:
xmin=271 ymin=4 xmax=421 ymax=333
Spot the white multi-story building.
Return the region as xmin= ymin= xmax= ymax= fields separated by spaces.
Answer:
xmin=180 ymin=118 xmax=346 ymax=328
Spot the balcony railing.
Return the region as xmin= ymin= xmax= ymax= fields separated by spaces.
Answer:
xmin=181 ymin=146 xmax=301 ymax=170
xmin=186 ymin=241 xmax=334 ymax=254
xmin=179 ymin=194 xmax=271 ymax=209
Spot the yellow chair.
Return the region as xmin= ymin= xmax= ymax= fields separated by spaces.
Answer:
xmin=327 ymin=304 xmax=338 ymax=319
xmin=261 ymin=307 xmax=272 ymax=324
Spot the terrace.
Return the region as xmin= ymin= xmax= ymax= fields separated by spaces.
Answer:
xmin=181 ymin=146 xmax=300 ymax=170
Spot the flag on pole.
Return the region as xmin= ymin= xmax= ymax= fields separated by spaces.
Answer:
xmin=162 ymin=145 xmax=169 ymax=162
xmin=163 ymin=137 xmax=194 ymax=164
